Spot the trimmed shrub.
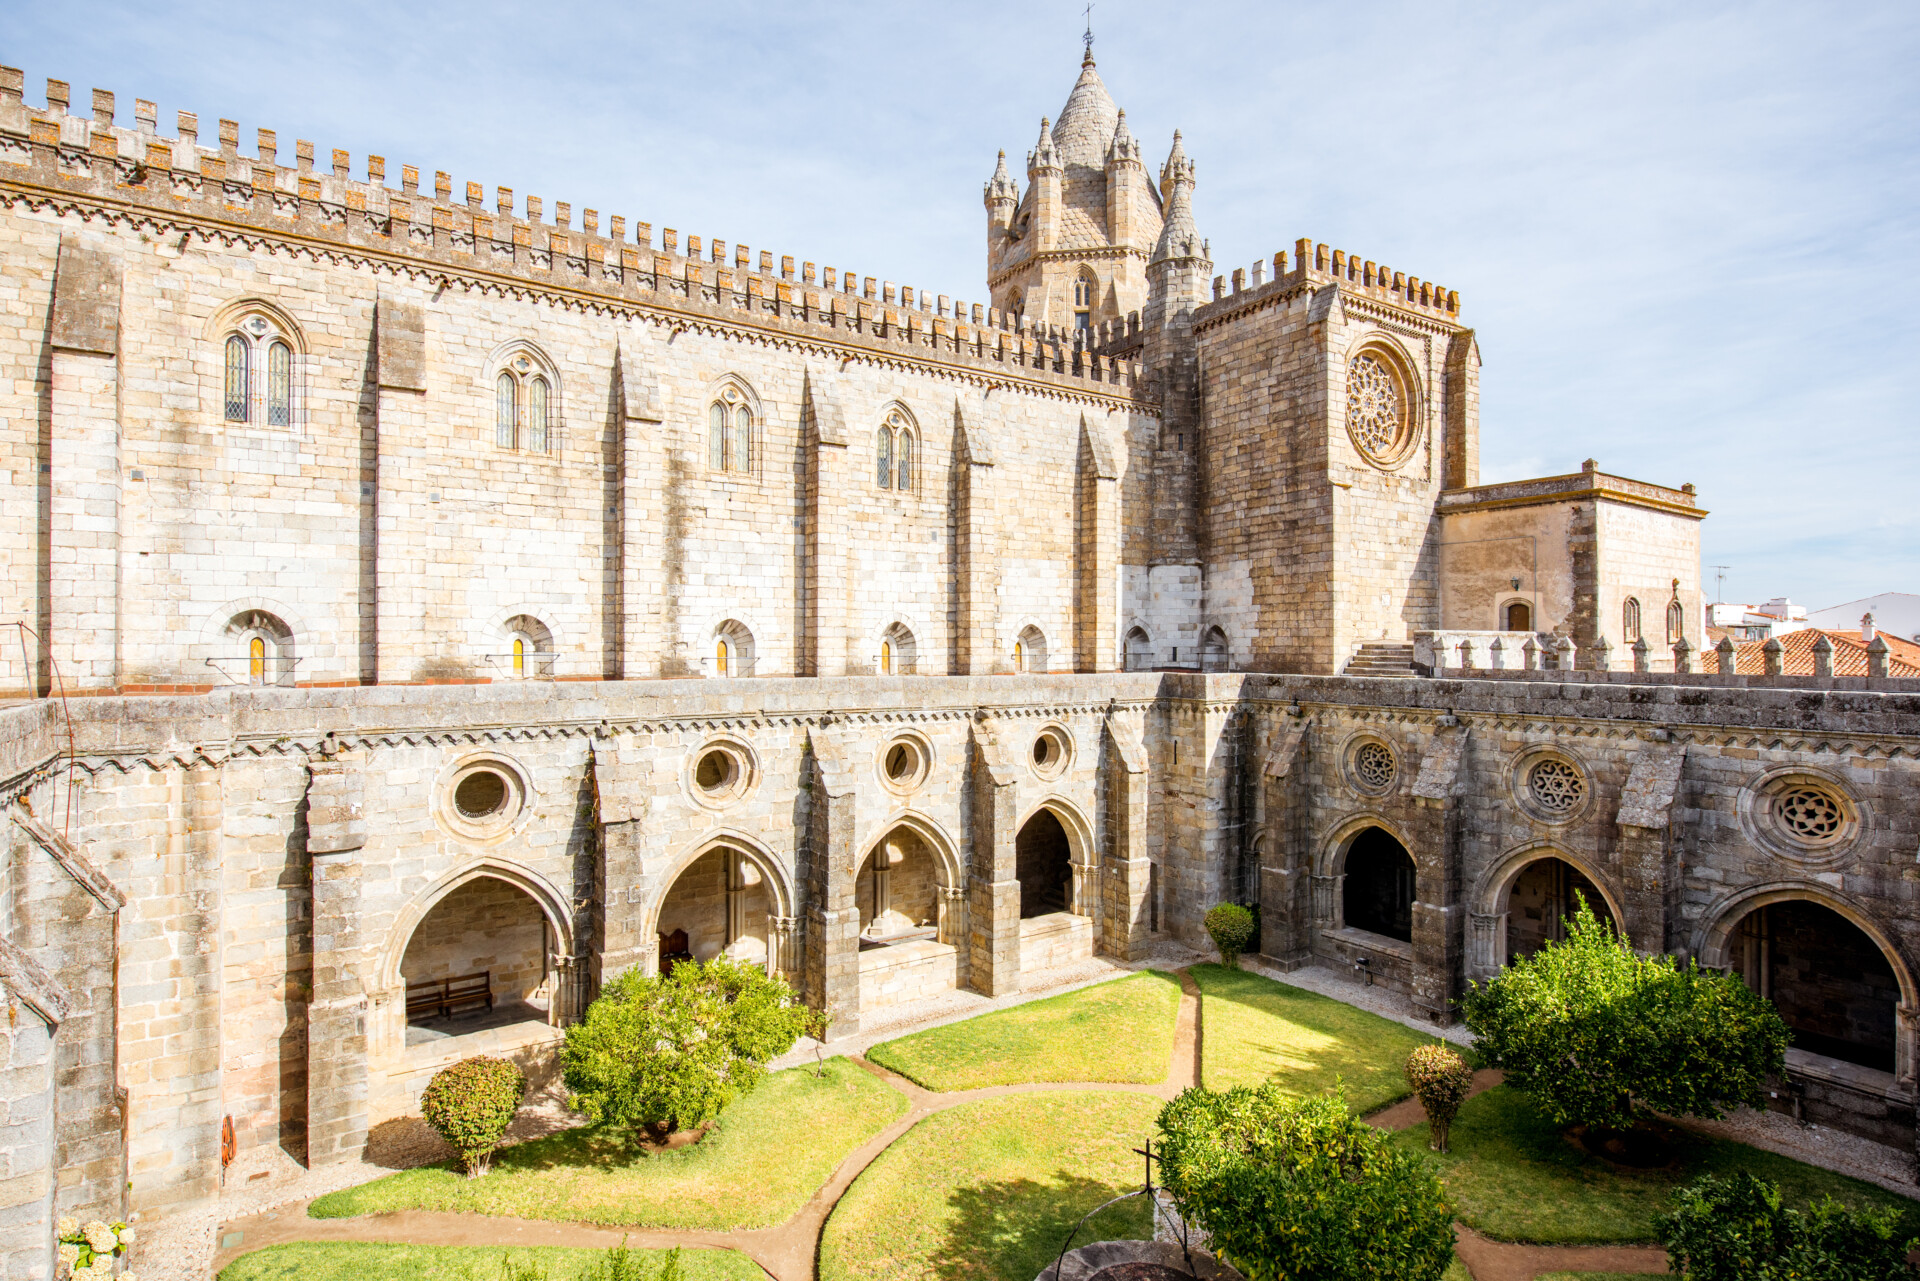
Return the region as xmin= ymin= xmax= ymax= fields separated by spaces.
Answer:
xmin=1204 ymin=902 xmax=1257 ymax=969
xmin=1656 ymin=1171 xmax=1917 ymax=1281
xmin=1460 ymin=898 xmax=1789 ymax=1132
xmin=1405 ymin=1043 xmax=1474 ymax=1152
xmin=1157 ymin=1084 xmax=1455 ymax=1281
xmin=421 ymin=1055 xmax=526 ymax=1177
xmin=563 ymin=955 xmax=820 ymax=1134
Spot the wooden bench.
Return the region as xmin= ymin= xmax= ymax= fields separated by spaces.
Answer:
xmin=405 ymin=971 xmax=493 ymax=1021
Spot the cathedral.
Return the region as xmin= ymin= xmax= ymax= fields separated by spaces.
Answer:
xmin=0 ymin=49 xmax=1913 ymax=1276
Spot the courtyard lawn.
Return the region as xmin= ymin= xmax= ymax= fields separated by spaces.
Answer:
xmin=1537 ymin=1275 xmax=1671 ymax=1280
xmin=1191 ymin=964 xmax=1436 ymax=1112
xmin=308 ymin=1057 xmax=903 ymax=1230
xmin=1393 ymin=1085 xmax=1920 ymax=1245
xmin=819 ymin=1091 xmax=1162 ymax=1281
xmin=865 ymin=970 xmax=1181 ymax=1090
xmin=218 ymin=1242 xmax=762 ymax=1281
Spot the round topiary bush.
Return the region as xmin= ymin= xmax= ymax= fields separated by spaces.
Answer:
xmin=1404 ymin=1043 xmax=1474 ymax=1152
xmin=1204 ymin=902 xmax=1256 ymax=969
xmin=420 ymin=1054 xmax=526 ymax=1176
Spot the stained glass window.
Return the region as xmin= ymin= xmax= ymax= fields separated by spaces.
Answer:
xmin=733 ymin=403 xmax=752 ymax=473
xmin=497 ymin=372 xmax=518 ymax=448
xmin=224 ymin=335 xmax=250 ymax=422
xmin=875 ymin=426 xmax=893 ymax=488
xmin=266 ymin=341 xmax=291 ymax=427
xmin=709 ymin=401 xmax=728 ymax=470
xmin=528 ymin=376 xmax=549 ymax=453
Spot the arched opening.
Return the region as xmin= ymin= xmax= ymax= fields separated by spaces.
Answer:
xmin=400 ymin=876 xmax=553 ymax=1044
xmin=709 ymin=619 xmax=754 ymax=678
xmin=1504 ymin=600 xmax=1533 ymax=632
xmin=879 ymin=622 xmax=917 ymax=675
xmin=224 ymin=609 xmax=295 ymax=686
xmin=1200 ymin=626 xmax=1229 ymax=672
xmin=1623 ymin=597 xmax=1642 ymax=644
xmin=499 ymin=614 xmax=554 ymax=680
xmin=855 ymin=824 xmax=960 ymax=1011
xmin=1505 ymin=857 xmax=1615 ymax=962
xmin=1124 ymin=626 xmax=1154 ymax=672
xmin=1015 ymin=624 xmax=1048 ymax=674
xmin=1666 ymin=598 xmax=1685 ymax=645
xmin=1343 ymin=827 xmax=1414 ymax=943
xmin=1016 ymin=809 xmax=1073 ymax=920
xmin=656 ymin=845 xmax=774 ymax=975
xmin=1733 ymin=900 xmax=1900 ymax=1073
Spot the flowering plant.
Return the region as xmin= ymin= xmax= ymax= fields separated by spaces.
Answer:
xmin=55 ymin=1216 xmax=137 ymax=1280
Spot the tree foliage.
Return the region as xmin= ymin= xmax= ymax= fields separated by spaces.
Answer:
xmin=1156 ymin=1084 xmax=1455 ymax=1281
xmin=1204 ymin=902 xmax=1257 ymax=969
xmin=1460 ymin=899 xmax=1789 ymax=1131
xmin=421 ymin=1055 xmax=527 ymax=1176
xmin=1404 ymin=1043 xmax=1474 ymax=1153
xmin=561 ymin=956 xmax=819 ymax=1134
xmin=1656 ymin=1171 xmax=1917 ymax=1281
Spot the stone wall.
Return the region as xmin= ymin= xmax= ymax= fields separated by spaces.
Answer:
xmin=399 ymin=877 xmax=548 ymax=1005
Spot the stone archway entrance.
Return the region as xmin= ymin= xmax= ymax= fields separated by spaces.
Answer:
xmin=1505 ymin=856 xmax=1615 ymax=962
xmin=400 ymin=876 xmax=554 ymax=1041
xmin=1343 ymin=827 xmax=1414 ymax=943
xmin=1733 ymin=900 xmax=1901 ymax=1073
xmin=1015 ymin=806 xmax=1094 ymax=978
xmin=856 ymin=825 xmax=963 ymax=1012
xmin=656 ymin=845 xmax=777 ymax=974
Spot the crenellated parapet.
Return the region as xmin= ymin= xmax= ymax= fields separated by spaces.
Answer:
xmin=0 ymin=68 xmax=1150 ymax=406
xmin=1192 ymin=238 xmax=1463 ymax=336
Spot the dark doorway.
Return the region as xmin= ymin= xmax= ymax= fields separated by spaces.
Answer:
xmin=1016 ymin=809 xmax=1072 ymax=919
xmin=1343 ymin=828 xmax=1415 ymax=943
xmin=1504 ymin=601 xmax=1532 ymax=631
xmin=1505 ymin=858 xmax=1614 ymax=962
xmin=1735 ymin=901 xmax=1900 ymax=1073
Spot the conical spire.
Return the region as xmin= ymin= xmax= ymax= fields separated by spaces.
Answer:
xmin=985 ymin=149 xmax=1019 ymax=204
xmin=1027 ymin=117 xmax=1060 ymax=172
xmin=1051 ymin=53 xmax=1119 ymax=168
xmin=1106 ymin=108 xmax=1139 ymax=165
xmin=1151 ymin=133 xmax=1201 ymax=265
xmin=1159 ymin=130 xmax=1189 ymax=202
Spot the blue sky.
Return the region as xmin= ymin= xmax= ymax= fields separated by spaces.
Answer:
xmin=9 ymin=0 xmax=1916 ymax=609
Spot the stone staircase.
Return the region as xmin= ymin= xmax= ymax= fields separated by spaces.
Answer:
xmin=1343 ymin=642 xmax=1418 ymax=679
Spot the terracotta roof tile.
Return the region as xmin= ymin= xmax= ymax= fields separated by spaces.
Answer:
xmin=1703 ymin=629 xmax=1920 ymax=678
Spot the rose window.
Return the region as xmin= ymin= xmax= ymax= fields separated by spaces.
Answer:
xmin=1354 ymin=742 xmax=1396 ymax=791
xmin=1346 ymin=352 xmax=1407 ymax=465
xmin=1775 ymin=787 xmax=1844 ymax=846
xmin=1526 ymin=759 xmax=1585 ymax=814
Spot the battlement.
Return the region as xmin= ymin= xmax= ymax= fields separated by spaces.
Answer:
xmin=1190 ymin=238 xmax=1462 ymax=332
xmin=0 ymin=68 xmax=1147 ymax=402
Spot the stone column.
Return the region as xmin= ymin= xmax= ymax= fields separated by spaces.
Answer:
xmin=1408 ymin=722 xmax=1468 ymax=1025
xmin=1101 ymin=713 xmax=1153 ymax=960
xmin=1312 ymin=874 xmax=1342 ymax=927
xmin=615 ymin=343 xmax=665 ymax=678
xmin=305 ymin=756 xmax=371 ymax=1166
xmin=590 ymin=740 xmax=651 ymax=985
xmin=372 ymin=297 xmax=428 ymax=685
xmin=47 ymin=236 xmax=123 ymax=691
xmin=1076 ymin=416 xmax=1120 ymax=672
xmin=968 ymin=719 xmax=1022 ymax=994
xmin=1468 ymin=911 xmax=1506 ymax=981
xmin=802 ymin=373 xmax=851 ymax=676
xmin=1258 ymin=714 xmax=1313 ymax=968
xmin=954 ymin=403 xmax=999 ymax=673
xmin=1616 ymin=738 xmax=1685 ymax=956
xmin=802 ymin=726 xmax=862 ymax=1037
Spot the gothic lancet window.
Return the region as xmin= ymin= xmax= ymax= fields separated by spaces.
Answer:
xmin=1623 ymin=597 xmax=1642 ymax=644
xmin=1073 ymin=270 xmax=1096 ymax=332
xmin=708 ymin=385 xmax=755 ymax=473
xmin=221 ymin=313 xmax=298 ymax=427
xmin=494 ymin=351 xmax=556 ymax=454
xmin=875 ymin=407 xmax=916 ymax=492
xmin=1667 ymin=598 xmax=1686 ymax=645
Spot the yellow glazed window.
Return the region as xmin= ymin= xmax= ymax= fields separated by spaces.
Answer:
xmin=1013 ymin=641 xmax=1024 ymax=671
xmin=715 ymin=637 xmax=730 ymax=678
xmin=512 ymin=636 xmax=526 ymax=675
xmin=248 ymin=635 xmax=266 ymax=681
xmin=880 ymin=640 xmax=893 ymax=675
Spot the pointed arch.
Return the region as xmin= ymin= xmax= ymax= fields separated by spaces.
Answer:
xmin=704 ymin=374 xmax=763 ymax=475
xmin=379 ymin=857 xmax=575 ymax=992
xmin=857 ymin=810 xmax=963 ymax=889
xmin=642 ymin=830 xmax=796 ymax=947
xmin=1695 ymin=881 xmax=1917 ymax=1010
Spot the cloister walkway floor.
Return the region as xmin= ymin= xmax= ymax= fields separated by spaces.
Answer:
xmin=204 ymin=963 xmax=1677 ymax=1281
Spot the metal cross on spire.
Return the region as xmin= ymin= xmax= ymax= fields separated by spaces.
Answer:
xmin=1083 ymin=0 xmax=1095 ymax=58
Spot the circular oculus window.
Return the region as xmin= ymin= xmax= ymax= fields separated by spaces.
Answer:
xmin=686 ymin=738 xmax=756 ymax=809
xmin=1030 ymin=725 xmax=1073 ymax=779
xmin=1350 ymin=740 xmax=1397 ymax=794
xmin=439 ymin=758 xmax=529 ymax=841
xmin=1742 ymin=772 xmax=1861 ymax=863
xmin=878 ymin=735 xmax=932 ymax=793
xmin=1345 ymin=350 xmax=1416 ymax=468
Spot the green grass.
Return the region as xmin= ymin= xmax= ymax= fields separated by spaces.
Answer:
xmin=1392 ymin=1085 xmax=1920 ymax=1245
xmin=820 ymin=1091 xmax=1163 ymax=1281
xmin=309 ymin=1057 xmax=904 ymax=1230
xmin=218 ymin=1242 xmax=762 ymax=1281
xmin=1190 ymin=964 xmax=1435 ymax=1112
xmin=1443 ymin=1262 xmax=1473 ymax=1281
xmin=866 ymin=970 xmax=1181 ymax=1090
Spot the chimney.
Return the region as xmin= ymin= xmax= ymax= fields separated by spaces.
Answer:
xmin=1863 ymin=612 xmax=1876 ymax=643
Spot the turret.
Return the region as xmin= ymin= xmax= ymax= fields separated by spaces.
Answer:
xmin=1145 ymin=132 xmax=1209 ymax=334
xmin=1105 ymin=109 xmax=1152 ymax=255
xmin=1026 ymin=116 xmax=1062 ymax=256
xmin=984 ymin=149 xmax=1018 ymax=248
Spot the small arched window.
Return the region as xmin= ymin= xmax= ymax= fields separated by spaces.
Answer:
xmin=1124 ymin=627 xmax=1153 ymax=671
xmin=715 ymin=636 xmax=731 ymax=678
xmin=879 ymin=622 xmax=917 ymax=675
xmin=248 ymin=635 xmax=267 ymax=681
xmin=1667 ymin=599 xmax=1686 ymax=645
xmin=511 ymin=635 xmax=527 ymax=676
xmin=1073 ymin=271 xmax=1096 ymax=332
xmin=224 ymin=609 xmax=294 ymax=686
xmin=494 ymin=352 xmax=556 ymax=454
xmin=708 ymin=385 xmax=755 ymax=473
xmin=1016 ymin=624 xmax=1048 ymax=674
xmin=876 ymin=407 xmax=916 ymax=492
xmin=499 ymin=614 xmax=554 ymax=680
xmin=879 ymin=640 xmax=893 ymax=674
xmin=222 ymin=314 xmax=299 ymax=427
xmin=709 ymin=619 xmax=755 ymax=678
xmin=1623 ymin=597 xmax=1642 ymax=644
